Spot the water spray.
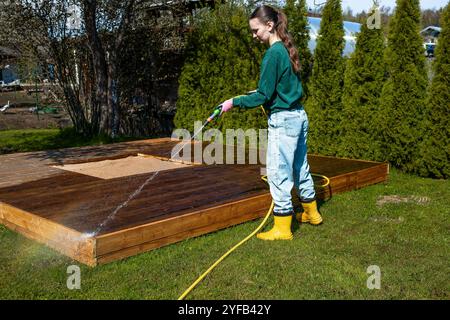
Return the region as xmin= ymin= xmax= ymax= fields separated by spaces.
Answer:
xmin=171 ymin=104 xmax=223 ymax=159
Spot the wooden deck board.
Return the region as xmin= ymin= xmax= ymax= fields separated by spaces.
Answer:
xmin=0 ymin=138 xmax=389 ymax=265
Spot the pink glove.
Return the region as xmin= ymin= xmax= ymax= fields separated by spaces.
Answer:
xmin=220 ymin=98 xmax=234 ymax=114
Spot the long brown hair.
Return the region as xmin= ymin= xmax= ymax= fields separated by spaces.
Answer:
xmin=250 ymin=5 xmax=301 ymax=73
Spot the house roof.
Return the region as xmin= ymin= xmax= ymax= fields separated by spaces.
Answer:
xmin=420 ymin=26 xmax=442 ymax=37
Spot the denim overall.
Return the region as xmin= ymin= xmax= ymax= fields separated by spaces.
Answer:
xmin=266 ymin=108 xmax=316 ymax=216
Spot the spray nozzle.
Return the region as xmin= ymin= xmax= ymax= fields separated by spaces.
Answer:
xmin=204 ymin=105 xmax=223 ymax=125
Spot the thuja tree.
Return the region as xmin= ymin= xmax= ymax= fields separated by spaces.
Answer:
xmin=284 ymin=0 xmax=312 ymax=95
xmin=339 ymin=5 xmax=387 ymax=161
xmin=305 ymin=0 xmax=345 ymax=155
xmin=416 ymin=3 xmax=450 ymax=179
xmin=378 ymin=0 xmax=428 ymax=172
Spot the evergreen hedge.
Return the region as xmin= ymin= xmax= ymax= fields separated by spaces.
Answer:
xmin=339 ymin=5 xmax=387 ymax=161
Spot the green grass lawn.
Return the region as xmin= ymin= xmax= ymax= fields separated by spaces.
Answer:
xmin=0 ymin=128 xmax=147 ymax=154
xmin=0 ymin=163 xmax=448 ymax=300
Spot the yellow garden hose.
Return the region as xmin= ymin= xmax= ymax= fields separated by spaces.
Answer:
xmin=177 ymin=173 xmax=330 ymax=300
xmin=177 ymin=195 xmax=274 ymax=300
xmin=312 ymin=173 xmax=330 ymax=189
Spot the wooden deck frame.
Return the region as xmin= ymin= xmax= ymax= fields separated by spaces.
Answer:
xmin=0 ymin=202 xmax=96 ymax=265
xmin=0 ymin=138 xmax=389 ymax=266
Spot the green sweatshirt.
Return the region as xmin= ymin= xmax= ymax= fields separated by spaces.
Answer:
xmin=232 ymin=41 xmax=303 ymax=114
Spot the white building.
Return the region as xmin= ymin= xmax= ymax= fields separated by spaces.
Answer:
xmin=307 ymin=17 xmax=362 ymax=56
xmin=420 ymin=26 xmax=442 ymax=57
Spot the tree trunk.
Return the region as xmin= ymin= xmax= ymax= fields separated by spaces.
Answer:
xmin=50 ymin=41 xmax=91 ymax=136
xmin=107 ymin=50 xmax=120 ymax=137
xmin=83 ymin=0 xmax=110 ymax=135
xmin=108 ymin=0 xmax=136 ymax=137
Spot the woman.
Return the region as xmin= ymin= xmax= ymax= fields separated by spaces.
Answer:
xmin=220 ymin=5 xmax=323 ymax=241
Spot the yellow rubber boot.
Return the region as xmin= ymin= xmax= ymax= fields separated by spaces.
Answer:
xmin=257 ymin=215 xmax=293 ymax=241
xmin=296 ymin=201 xmax=323 ymax=225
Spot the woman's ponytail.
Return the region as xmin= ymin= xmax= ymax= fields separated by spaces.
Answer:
xmin=275 ymin=10 xmax=301 ymax=74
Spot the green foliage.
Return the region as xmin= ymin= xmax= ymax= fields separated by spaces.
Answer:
xmin=378 ymin=0 xmax=428 ymax=173
xmin=416 ymin=3 xmax=450 ymax=179
xmin=284 ymin=0 xmax=313 ymax=95
xmin=174 ymin=2 xmax=267 ymax=134
xmin=305 ymin=0 xmax=345 ymax=155
xmin=339 ymin=6 xmax=387 ymax=161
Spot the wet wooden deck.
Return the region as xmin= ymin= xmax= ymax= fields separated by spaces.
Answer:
xmin=0 ymin=138 xmax=388 ymax=266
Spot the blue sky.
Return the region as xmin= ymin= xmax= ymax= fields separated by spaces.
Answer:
xmin=305 ymin=0 xmax=448 ymax=13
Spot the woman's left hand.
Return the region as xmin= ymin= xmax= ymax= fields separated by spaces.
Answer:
xmin=220 ymin=98 xmax=233 ymax=114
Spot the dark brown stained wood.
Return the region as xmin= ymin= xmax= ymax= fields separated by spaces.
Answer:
xmin=0 ymin=171 xmax=101 ymax=201
xmin=308 ymin=154 xmax=383 ymax=177
xmin=0 ymin=164 xmax=268 ymax=235
xmin=0 ymin=138 xmax=193 ymax=188
xmin=96 ymin=207 xmax=270 ymax=265
xmin=95 ymin=193 xmax=273 ymax=260
xmin=0 ymin=138 xmax=389 ymax=265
